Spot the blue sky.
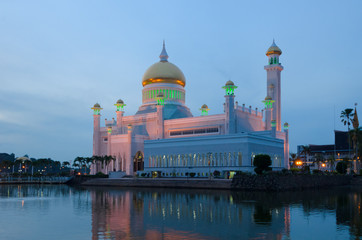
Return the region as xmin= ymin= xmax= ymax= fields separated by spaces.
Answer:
xmin=0 ymin=0 xmax=361 ymax=162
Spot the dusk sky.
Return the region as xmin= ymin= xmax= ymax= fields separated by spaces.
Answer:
xmin=1 ymin=0 xmax=361 ymax=162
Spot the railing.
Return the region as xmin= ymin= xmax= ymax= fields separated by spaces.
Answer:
xmin=0 ymin=176 xmax=72 ymax=184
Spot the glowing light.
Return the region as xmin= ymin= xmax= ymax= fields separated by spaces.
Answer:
xmin=295 ymin=160 xmax=303 ymax=166
xmin=321 ymin=163 xmax=326 ymax=167
xmin=222 ymin=84 xmax=237 ymax=95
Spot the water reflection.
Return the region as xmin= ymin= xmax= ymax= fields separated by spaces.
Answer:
xmin=0 ymin=185 xmax=361 ymax=240
xmin=90 ymin=188 xmax=290 ymax=240
xmin=89 ymin=187 xmax=362 ymax=240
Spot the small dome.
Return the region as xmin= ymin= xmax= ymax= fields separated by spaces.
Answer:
xmin=116 ymin=99 xmax=124 ymax=104
xmin=266 ymin=40 xmax=282 ymax=56
xmin=284 ymin=122 xmax=289 ymax=127
xmin=264 ymin=96 xmax=272 ymax=101
xmin=225 ymin=80 xmax=235 ymax=86
xmin=94 ymin=103 xmax=101 ymax=108
xmin=201 ymin=104 xmax=209 ymax=109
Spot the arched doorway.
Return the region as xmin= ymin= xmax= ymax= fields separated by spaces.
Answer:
xmin=133 ymin=151 xmax=144 ymax=172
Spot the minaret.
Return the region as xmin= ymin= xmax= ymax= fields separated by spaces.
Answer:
xmin=155 ymin=92 xmax=165 ymax=139
xmin=91 ymin=103 xmax=102 ymax=156
xmin=126 ymin=124 xmax=133 ymax=174
xmin=264 ymin=40 xmax=283 ymax=131
xmin=262 ymin=96 xmax=275 ymax=130
xmin=114 ymin=99 xmax=126 ymax=133
xmin=200 ymin=104 xmax=210 ymax=116
xmin=106 ymin=126 xmax=112 ymax=174
xmin=283 ymin=123 xmax=290 ymax=169
xmin=91 ymin=103 xmax=102 ymax=174
xmin=222 ymin=80 xmax=237 ymax=134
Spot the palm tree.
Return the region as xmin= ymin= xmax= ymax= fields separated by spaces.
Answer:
xmin=327 ymin=154 xmax=336 ymax=171
xmin=341 ymin=108 xmax=354 ymax=131
xmin=73 ymin=157 xmax=84 ymax=174
xmin=314 ymin=153 xmax=324 ymax=170
xmin=103 ymin=155 xmax=115 ymax=174
xmin=341 ymin=108 xmax=354 ymax=164
xmin=62 ymin=161 xmax=70 ymax=168
xmin=301 ymin=145 xmax=311 ymax=164
xmin=290 ymin=153 xmax=297 ymax=165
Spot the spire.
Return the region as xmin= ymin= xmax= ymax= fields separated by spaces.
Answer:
xmin=353 ymin=103 xmax=359 ymax=129
xmin=271 ymin=38 xmax=276 ymax=46
xmin=159 ymin=40 xmax=169 ymax=62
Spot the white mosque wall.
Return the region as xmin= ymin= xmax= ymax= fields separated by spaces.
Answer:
xmin=143 ymin=133 xmax=284 ymax=176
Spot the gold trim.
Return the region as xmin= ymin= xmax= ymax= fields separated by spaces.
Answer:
xmin=266 ymin=50 xmax=282 ymax=56
xmin=142 ymin=78 xmax=185 ymax=87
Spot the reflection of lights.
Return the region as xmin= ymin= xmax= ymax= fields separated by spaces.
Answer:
xmin=162 ymin=208 xmax=166 ymax=218
xmin=193 ymin=210 xmax=196 ymax=220
xmin=22 ymin=200 xmax=24 ymax=207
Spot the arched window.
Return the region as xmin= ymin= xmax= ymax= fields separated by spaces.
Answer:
xmin=133 ymin=151 xmax=144 ymax=172
xmin=238 ymin=152 xmax=242 ymax=166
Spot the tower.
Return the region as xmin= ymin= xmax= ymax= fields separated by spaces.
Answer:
xmin=262 ymin=96 xmax=275 ymax=130
xmin=91 ymin=103 xmax=102 ymax=174
xmin=223 ymin=80 xmax=237 ymax=134
xmin=114 ymin=99 xmax=125 ymax=133
xmin=264 ymin=40 xmax=283 ymax=131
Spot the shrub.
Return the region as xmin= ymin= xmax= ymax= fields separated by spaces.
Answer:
xmin=185 ymin=172 xmax=189 ymax=176
xmin=141 ymin=173 xmax=147 ymax=177
xmin=336 ymin=161 xmax=347 ymax=174
xmin=312 ymin=169 xmax=322 ymax=175
xmin=95 ymin=172 xmax=107 ymax=177
xmin=189 ymin=172 xmax=196 ymax=178
xmin=213 ymin=170 xmax=221 ymax=177
xmin=290 ymin=168 xmax=301 ymax=174
xmin=301 ymin=166 xmax=310 ymax=173
xmin=253 ymin=154 xmax=272 ymax=175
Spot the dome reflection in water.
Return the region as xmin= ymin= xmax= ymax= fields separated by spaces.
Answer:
xmin=0 ymin=185 xmax=361 ymax=240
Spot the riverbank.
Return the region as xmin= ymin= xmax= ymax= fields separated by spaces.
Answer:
xmin=81 ymin=174 xmax=357 ymax=191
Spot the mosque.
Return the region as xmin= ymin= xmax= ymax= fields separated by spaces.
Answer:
xmin=90 ymin=41 xmax=289 ymax=178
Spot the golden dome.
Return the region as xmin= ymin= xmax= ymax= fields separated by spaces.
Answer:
xmin=93 ymin=103 xmax=101 ymax=108
xmin=266 ymin=40 xmax=282 ymax=56
xmin=116 ymin=99 xmax=124 ymax=104
xmin=142 ymin=61 xmax=186 ymax=87
xmin=142 ymin=42 xmax=186 ymax=87
xmin=201 ymin=104 xmax=209 ymax=109
xmin=264 ymin=96 xmax=272 ymax=101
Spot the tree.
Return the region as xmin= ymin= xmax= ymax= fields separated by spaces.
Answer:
xmin=336 ymin=161 xmax=347 ymax=174
xmin=341 ymin=108 xmax=354 ymax=131
xmin=62 ymin=161 xmax=70 ymax=168
xmin=341 ymin=108 xmax=355 ymax=166
xmin=73 ymin=157 xmax=84 ymax=173
xmin=327 ymin=154 xmax=336 ymax=171
xmin=253 ymin=154 xmax=272 ymax=175
xmin=290 ymin=153 xmax=297 ymax=167
xmin=314 ymin=153 xmax=324 ymax=170
xmin=301 ymin=145 xmax=311 ymax=164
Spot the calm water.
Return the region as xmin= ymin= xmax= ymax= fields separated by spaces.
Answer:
xmin=0 ymin=185 xmax=361 ymax=240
